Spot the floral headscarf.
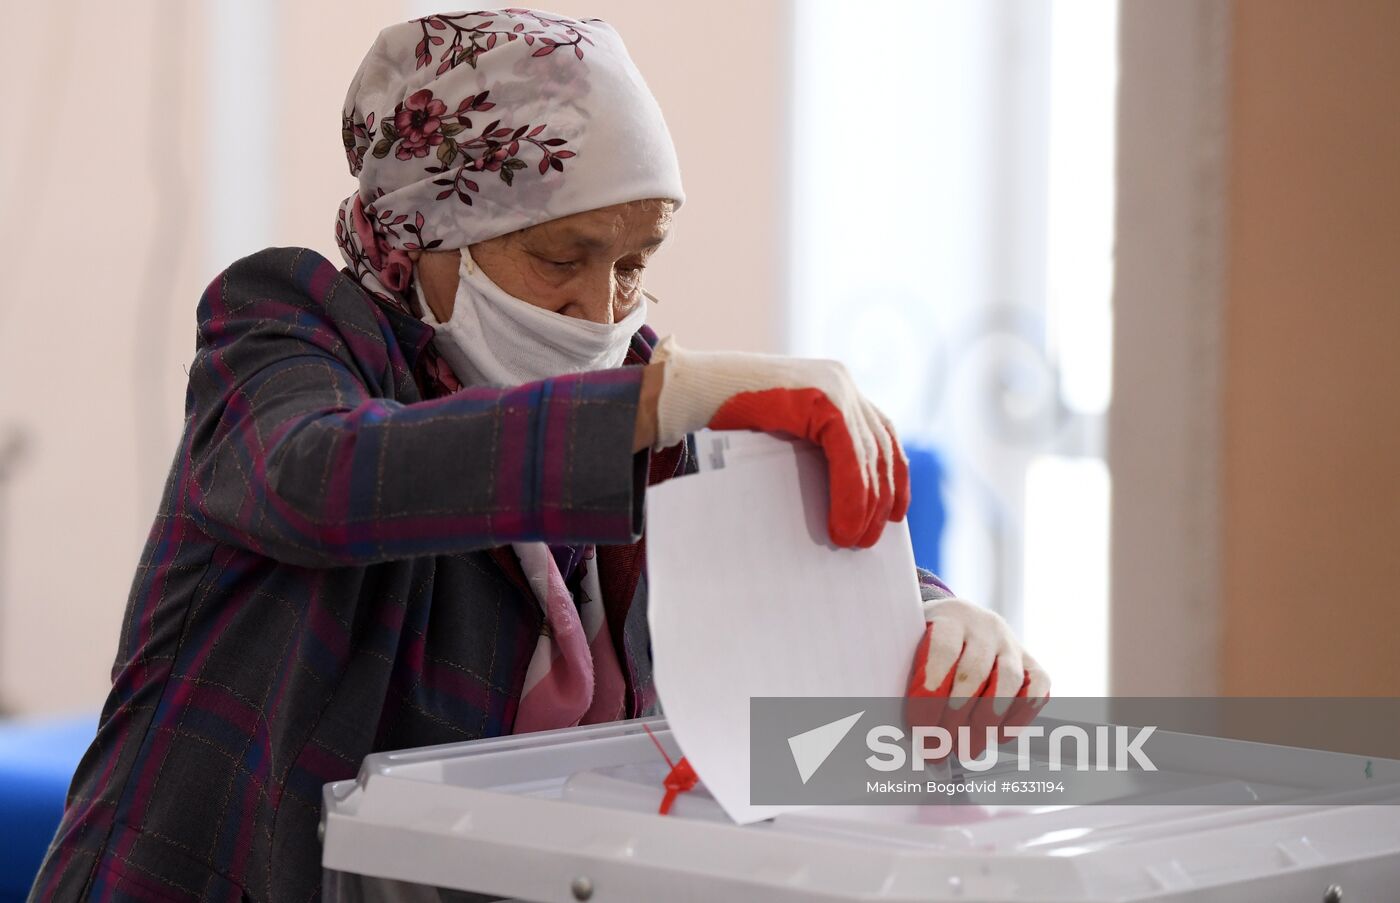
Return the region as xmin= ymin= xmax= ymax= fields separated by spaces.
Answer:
xmin=335 ymin=8 xmax=684 ymax=325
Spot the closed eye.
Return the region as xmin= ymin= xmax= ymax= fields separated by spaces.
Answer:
xmin=531 ymin=252 xmax=580 ymax=271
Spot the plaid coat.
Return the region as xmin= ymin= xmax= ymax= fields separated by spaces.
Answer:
xmin=30 ymin=247 xmax=693 ymax=902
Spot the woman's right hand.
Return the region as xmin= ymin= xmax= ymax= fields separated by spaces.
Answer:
xmin=647 ymin=337 xmax=908 ymax=548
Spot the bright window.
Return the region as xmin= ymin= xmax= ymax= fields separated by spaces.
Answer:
xmin=790 ymin=0 xmax=1119 ymax=694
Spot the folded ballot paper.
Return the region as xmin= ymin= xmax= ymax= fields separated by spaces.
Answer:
xmin=645 ymin=430 xmax=927 ymax=824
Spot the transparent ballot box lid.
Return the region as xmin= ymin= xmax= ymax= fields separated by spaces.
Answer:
xmin=320 ymin=716 xmax=1400 ymax=902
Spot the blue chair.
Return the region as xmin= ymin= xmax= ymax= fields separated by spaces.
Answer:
xmin=903 ymin=442 xmax=947 ymax=577
xmin=0 ymin=712 xmax=99 ymax=900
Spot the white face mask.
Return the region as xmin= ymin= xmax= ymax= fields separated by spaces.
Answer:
xmin=417 ymin=249 xmax=647 ymax=387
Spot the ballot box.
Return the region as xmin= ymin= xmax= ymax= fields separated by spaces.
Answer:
xmin=320 ymin=715 xmax=1400 ymax=902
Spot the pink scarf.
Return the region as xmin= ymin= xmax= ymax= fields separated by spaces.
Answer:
xmin=511 ymin=543 xmax=627 ymax=732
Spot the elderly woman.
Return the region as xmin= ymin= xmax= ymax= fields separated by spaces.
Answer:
xmin=32 ymin=9 xmax=1046 ymax=902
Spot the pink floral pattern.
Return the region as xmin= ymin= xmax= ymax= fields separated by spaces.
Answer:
xmin=392 ymin=90 xmax=448 ymax=160
xmin=344 ymin=86 xmax=577 ymax=208
xmin=414 ymin=8 xmax=596 ymax=73
xmin=340 ymin=10 xmax=589 ymax=205
xmin=335 ymin=189 xmax=441 ymax=299
xmin=425 ymin=91 xmax=578 ymax=205
xmin=342 ymin=111 xmax=372 ymax=174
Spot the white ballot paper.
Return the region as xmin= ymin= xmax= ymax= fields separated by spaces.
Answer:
xmin=646 ymin=430 xmax=927 ymax=824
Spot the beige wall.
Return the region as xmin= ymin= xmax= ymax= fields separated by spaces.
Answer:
xmin=0 ymin=1 xmax=788 ymax=715
xmin=1221 ymin=0 xmax=1400 ymax=694
xmin=0 ymin=3 xmax=209 ymax=715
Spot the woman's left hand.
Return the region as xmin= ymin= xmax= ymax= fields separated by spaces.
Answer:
xmin=905 ymin=598 xmax=1051 ymax=759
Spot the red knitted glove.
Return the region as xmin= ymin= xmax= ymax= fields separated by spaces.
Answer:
xmin=652 ymin=338 xmax=908 ymax=548
xmin=905 ymin=599 xmax=1051 ymax=760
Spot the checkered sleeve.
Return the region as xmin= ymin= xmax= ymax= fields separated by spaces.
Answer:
xmin=184 ymin=250 xmax=647 ymax=567
xmin=916 ymin=567 xmax=955 ymax=603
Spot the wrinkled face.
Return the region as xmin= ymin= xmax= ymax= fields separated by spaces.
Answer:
xmin=414 ymin=198 xmax=674 ymax=326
